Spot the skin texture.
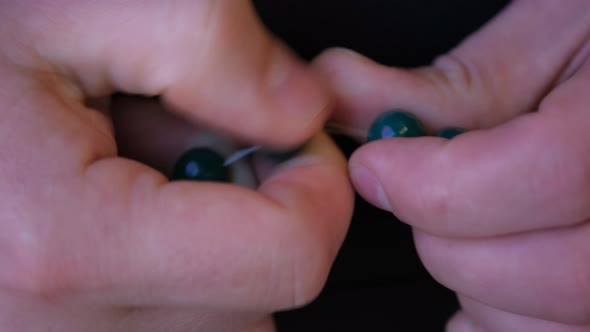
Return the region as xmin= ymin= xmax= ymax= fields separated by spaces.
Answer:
xmin=314 ymin=0 xmax=590 ymax=331
xmin=0 ymin=1 xmax=354 ymax=331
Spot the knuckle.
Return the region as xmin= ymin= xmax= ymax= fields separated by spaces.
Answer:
xmin=430 ymin=53 xmax=511 ymax=127
xmin=412 ymin=181 xmax=457 ymax=234
xmin=0 ymin=186 xmax=90 ymax=302
xmin=431 ymin=54 xmax=477 ymax=94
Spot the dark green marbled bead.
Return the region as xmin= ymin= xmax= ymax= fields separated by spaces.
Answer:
xmin=171 ymin=147 xmax=231 ymax=182
xmin=367 ymin=110 xmax=426 ymax=142
xmin=436 ymin=127 xmax=466 ymax=139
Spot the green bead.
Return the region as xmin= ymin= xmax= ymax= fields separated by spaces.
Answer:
xmin=436 ymin=127 xmax=465 ymax=139
xmin=367 ymin=110 xmax=426 ymax=142
xmin=171 ymin=147 xmax=231 ymax=182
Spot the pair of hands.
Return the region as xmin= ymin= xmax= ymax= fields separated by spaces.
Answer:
xmin=1 ymin=1 xmax=589 ymax=331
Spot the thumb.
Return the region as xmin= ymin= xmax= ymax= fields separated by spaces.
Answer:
xmin=14 ymin=0 xmax=329 ymax=147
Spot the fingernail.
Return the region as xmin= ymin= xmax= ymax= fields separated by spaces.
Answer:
xmin=349 ymin=166 xmax=392 ymax=211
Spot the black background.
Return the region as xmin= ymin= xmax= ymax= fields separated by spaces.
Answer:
xmin=250 ymin=1 xmax=510 ymax=331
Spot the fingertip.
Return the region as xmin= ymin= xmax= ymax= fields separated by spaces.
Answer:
xmin=259 ymin=133 xmax=351 ymax=206
xmin=313 ymin=47 xmax=375 ymax=69
xmin=258 ymin=132 xmax=353 ymax=241
xmin=248 ymin=134 xmax=354 ymax=307
xmin=312 ymin=47 xmax=391 ymax=127
xmin=348 ymin=137 xmax=450 ymax=220
xmin=163 ymin=40 xmax=332 ymax=150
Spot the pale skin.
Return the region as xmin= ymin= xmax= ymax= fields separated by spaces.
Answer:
xmin=3 ymin=0 xmax=590 ymax=332
xmin=314 ymin=0 xmax=590 ymax=331
xmin=0 ymin=1 xmax=354 ymax=331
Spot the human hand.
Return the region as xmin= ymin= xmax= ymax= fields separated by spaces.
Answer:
xmin=314 ymin=0 xmax=590 ymax=331
xmin=0 ymin=1 xmax=354 ymax=331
